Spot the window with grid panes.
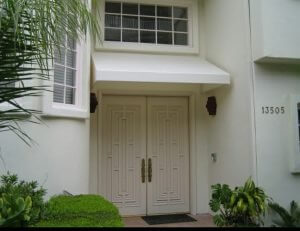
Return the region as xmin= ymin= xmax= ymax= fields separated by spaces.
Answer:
xmin=53 ymin=34 xmax=77 ymax=105
xmin=104 ymin=1 xmax=189 ymax=46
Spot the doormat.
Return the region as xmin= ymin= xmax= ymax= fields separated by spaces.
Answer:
xmin=142 ymin=214 xmax=197 ymax=225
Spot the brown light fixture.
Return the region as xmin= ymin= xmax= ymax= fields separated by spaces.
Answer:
xmin=90 ymin=93 xmax=99 ymax=113
xmin=206 ymin=96 xmax=217 ymax=116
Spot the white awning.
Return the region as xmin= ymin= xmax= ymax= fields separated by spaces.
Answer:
xmin=92 ymin=52 xmax=230 ymax=90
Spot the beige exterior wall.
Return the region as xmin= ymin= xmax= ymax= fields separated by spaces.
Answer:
xmin=204 ymin=0 xmax=300 ymax=214
xmin=253 ymin=64 xmax=300 ymax=207
xmin=0 ymin=119 xmax=90 ymax=198
xmin=203 ymin=0 xmax=255 ymax=188
xmin=249 ymin=0 xmax=300 ymax=213
xmin=250 ymin=0 xmax=300 ymax=62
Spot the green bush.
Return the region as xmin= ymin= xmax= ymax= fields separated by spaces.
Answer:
xmin=0 ymin=173 xmax=47 ymax=226
xmin=209 ymin=177 xmax=269 ymax=227
xmin=0 ymin=193 xmax=32 ymax=227
xmin=36 ymin=195 xmax=123 ymax=227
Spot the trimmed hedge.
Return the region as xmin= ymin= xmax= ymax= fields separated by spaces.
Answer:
xmin=35 ymin=195 xmax=123 ymax=227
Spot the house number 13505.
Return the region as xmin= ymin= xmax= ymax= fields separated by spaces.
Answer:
xmin=262 ymin=106 xmax=285 ymax=114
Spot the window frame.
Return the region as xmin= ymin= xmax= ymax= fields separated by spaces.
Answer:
xmin=96 ymin=0 xmax=199 ymax=54
xmin=288 ymin=95 xmax=300 ymax=173
xmin=42 ymin=40 xmax=89 ymax=119
xmin=53 ymin=35 xmax=79 ymax=106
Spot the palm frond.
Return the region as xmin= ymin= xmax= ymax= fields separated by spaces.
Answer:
xmin=0 ymin=0 xmax=101 ymax=145
xmin=290 ymin=201 xmax=299 ymax=216
xmin=269 ymin=202 xmax=294 ymax=227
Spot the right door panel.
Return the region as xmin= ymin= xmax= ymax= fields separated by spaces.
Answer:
xmin=147 ymin=97 xmax=190 ymax=215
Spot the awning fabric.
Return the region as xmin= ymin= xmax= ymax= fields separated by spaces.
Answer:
xmin=92 ymin=52 xmax=230 ymax=87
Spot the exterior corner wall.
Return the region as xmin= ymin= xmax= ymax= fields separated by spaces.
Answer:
xmin=203 ymin=0 xmax=255 ymax=189
xmin=249 ymin=0 xmax=300 ymax=213
xmin=253 ymin=63 xmax=300 ymax=208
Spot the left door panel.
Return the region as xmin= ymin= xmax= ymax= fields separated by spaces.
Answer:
xmin=101 ymin=96 xmax=147 ymax=216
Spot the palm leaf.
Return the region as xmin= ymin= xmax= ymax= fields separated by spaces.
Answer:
xmin=269 ymin=202 xmax=294 ymax=227
xmin=0 ymin=0 xmax=101 ymax=145
xmin=290 ymin=201 xmax=300 ymax=226
xmin=290 ymin=201 xmax=299 ymax=216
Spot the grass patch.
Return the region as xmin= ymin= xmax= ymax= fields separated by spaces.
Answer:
xmin=35 ymin=195 xmax=123 ymax=227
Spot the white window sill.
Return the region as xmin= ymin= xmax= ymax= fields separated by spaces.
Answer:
xmin=96 ymin=41 xmax=199 ymax=55
xmin=42 ymin=105 xmax=89 ymax=120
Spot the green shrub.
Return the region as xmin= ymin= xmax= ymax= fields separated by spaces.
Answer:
xmin=209 ymin=177 xmax=269 ymax=227
xmin=0 ymin=193 xmax=32 ymax=227
xmin=269 ymin=200 xmax=300 ymax=227
xmin=36 ymin=195 xmax=123 ymax=227
xmin=0 ymin=173 xmax=47 ymax=226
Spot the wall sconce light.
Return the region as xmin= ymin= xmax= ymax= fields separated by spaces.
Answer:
xmin=206 ymin=96 xmax=217 ymax=116
xmin=90 ymin=93 xmax=99 ymax=113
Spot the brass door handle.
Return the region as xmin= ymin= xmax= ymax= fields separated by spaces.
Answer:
xmin=148 ymin=158 xmax=152 ymax=183
xmin=141 ymin=159 xmax=146 ymax=183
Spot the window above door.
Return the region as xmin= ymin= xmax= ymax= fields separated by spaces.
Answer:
xmin=105 ymin=2 xmax=189 ymax=46
xmin=96 ymin=0 xmax=199 ymax=54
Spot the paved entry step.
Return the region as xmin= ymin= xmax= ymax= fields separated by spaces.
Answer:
xmin=142 ymin=214 xmax=197 ymax=225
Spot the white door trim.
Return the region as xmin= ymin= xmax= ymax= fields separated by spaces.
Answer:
xmin=96 ymin=85 xmax=200 ymax=215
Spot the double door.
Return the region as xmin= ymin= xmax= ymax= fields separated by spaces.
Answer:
xmin=101 ymin=96 xmax=190 ymax=216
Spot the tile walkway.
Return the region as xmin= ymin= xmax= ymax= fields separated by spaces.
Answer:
xmin=123 ymin=213 xmax=215 ymax=228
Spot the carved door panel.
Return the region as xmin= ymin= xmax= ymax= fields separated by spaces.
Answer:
xmin=147 ymin=97 xmax=190 ymax=215
xmin=101 ymin=96 xmax=147 ymax=216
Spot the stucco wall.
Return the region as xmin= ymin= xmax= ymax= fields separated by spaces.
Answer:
xmin=0 ymin=66 xmax=91 ymax=199
xmin=250 ymin=0 xmax=300 ymax=61
xmin=203 ymin=0 xmax=255 ymax=188
xmin=0 ymin=61 xmax=91 ymax=199
xmin=0 ymin=119 xmax=90 ymax=198
xmin=254 ymin=63 xmax=300 ymax=208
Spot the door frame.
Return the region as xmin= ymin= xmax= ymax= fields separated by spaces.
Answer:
xmin=95 ymin=83 xmax=200 ymax=216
